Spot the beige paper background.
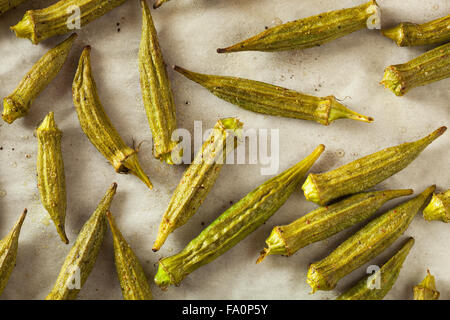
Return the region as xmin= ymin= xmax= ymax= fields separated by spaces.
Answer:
xmin=0 ymin=0 xmax=448 ymax=300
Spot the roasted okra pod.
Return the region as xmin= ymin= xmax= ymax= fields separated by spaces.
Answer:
xmin=307 ymin=185 xmax=434 ymax=293
xmin=11 ymin=0 xmax=128 ymax=44
xmin=336 ymin=237 xmax=414 ymax=300
xmin=107 ymin=211 xmax=153 ymax=300
xmin=46 ymin=183 xmax=117 ymax=300
xmin=73 ymin=46 xmax=153 ymax=189
xmin=140 ymin=0 xmax=180 ymax=164
xmin=175 ymin=66 xmax=373 ymax=125
xmin=381 ymin=42 xmax=450 ymax=96
xmin=382 ymin=14 xmax=450 ymax=47
xmin=2 ymin=34 xmax=77 ymax=124
xmin=37 ymin=112 xmax=68 ymax=244
xmin=302 ymin=127 xmax=446 ymax=206
xmin=423 ymin=189 xmax=449 ymax=222
xmin=217 ymin=1 xmax=380 ymax=53
xmin=0 ymin=0 xmax=29 ymax=15
xmin=153 ymin=118 xmax=243 ymax=251
xmin=257 ymin=189 xmax=413 ymax=263
xmin=154 ymin=145 xmax=325 ymax=289
xmin=0 ymin=210 xmax=27 ymax=296
xmin=413 ymin=270 xmax=440 ymax=300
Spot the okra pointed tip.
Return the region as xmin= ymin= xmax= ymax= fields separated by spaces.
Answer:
xmin=153 ymin=0 xmax=164 ymax=9
xmin=329 ymin=99 xmax=373 ymax=124
xmin=256 ymin=249 xmax=270 ymax=264
xmin=123 ymin=154 xmax=153 ymax=189
xmin=217 ymin=48 xmax=227 ymax=54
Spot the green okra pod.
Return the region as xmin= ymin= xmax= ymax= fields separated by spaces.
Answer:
xmin=381 ymin=42 xmax=450 ymax=96
xmin=217 ymin=1 xmax=380 ymax=53
xmin=46 ymin=183 xmax=117 ymax=300
xmin=423 ymin=190 xmax=449 ymax=223
xmin=257 ymin=189 xmax=413 ymax=263
xmin=154 ymin=144 xmax=325 ymax=289
xmin=153 ymin=118 xmax=243 ymax=251
xmin=0 ymin=210 xmax=27 ymax=296
xmin=2 ymin=34 xmax=77 ymax=124
xmin=11 ymin=0 xmax=128 ymax=44
xmin=107 ymin=211 xmax=153 ymax=300
xmin=382 ymin=14 xmax=450 ymax=47
xmin=37 ymin=112 xmax=68 ymax=244
xmin=0 ymin=0 xmax=29 ymax=15
xmin=307 ymin=185 xmax=435 ymax=293
xmin=302 ymin=126 xmax=446 ymax=206
xmin=336 ymin=237 xmax=414 ymax=300
xmin=140 ymin=0 xmax=180 ymax=164
xmin=174 ymin=66 xmax=373 ymax=126
xmin=73 ymin=46 xmax=153 ymax=189
xmin=413 ymin=270 xmax=440 ymax=300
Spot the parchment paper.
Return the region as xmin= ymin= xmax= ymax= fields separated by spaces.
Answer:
xmin=0 ymin=0 xmax=448 ymax=300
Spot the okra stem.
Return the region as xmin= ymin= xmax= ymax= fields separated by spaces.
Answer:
xmin=174 ymin=66 xmax=373 ymax=125
xmin=153 ymin=118 xmax=243 ymax=251
xmin=154 ymin=145 xmax=325 ymax=289
xmin=382 ymin=14 xmax=450 ymax=47
xmin=307 ymin=185 xmax=435 ymax=293
xmin=217 ymin=1 xmax=380 ymax=53
xmin=302 ymin=126 xmax=446 ymax=206
xmin=336 ymin=237 xmax=414 ymax=300
xmin=423 ymin=190 xmax=449 ymax=222
xmin=257 ymin=189 xmax=413 ymax=263
xmin=2 ymin=34 xmax=77 ymax=124
xmin=73 ymin=46 xmax=153 ymax=189
xmin=381 ymin=42 xmax=450 ymax=96
xmin=11 ymin=0 xmax=128 ymax=44
xmin=0 ymin=209 xmax=27 ymax=296
xmin=413 ymin=270 xmax=440 ymax=300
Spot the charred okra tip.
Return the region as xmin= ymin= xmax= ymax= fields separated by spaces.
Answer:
xmin=37 ymin=112 xmax=68 ymax=244
xmin=413 ymin=270 xmax=440 ymax=300
xmin=423 ymin=190 xmax=449 ymax=223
